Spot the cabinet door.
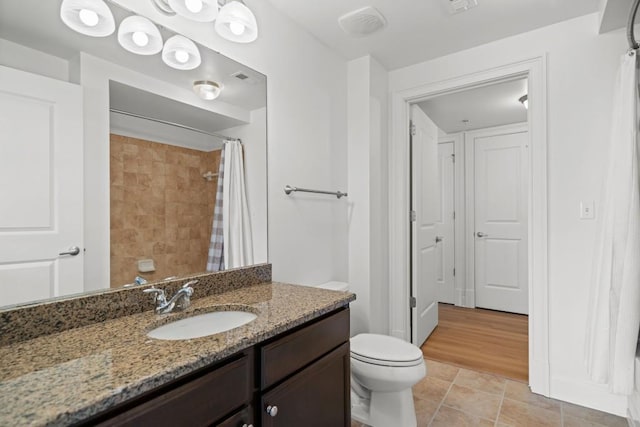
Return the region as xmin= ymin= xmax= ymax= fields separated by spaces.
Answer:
xmin=261 ymin=343 xmax=350 ymax=427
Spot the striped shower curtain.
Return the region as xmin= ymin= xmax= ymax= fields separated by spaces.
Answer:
xmin=206 ymin=145 xmax=226 ymax=272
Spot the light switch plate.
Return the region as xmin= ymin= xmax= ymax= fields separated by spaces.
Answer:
xmin=580 ymin=201 xmax=595 ymax=220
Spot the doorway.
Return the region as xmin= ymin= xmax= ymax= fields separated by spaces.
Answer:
xmin=409 ymin=79 xmax=530 ymax=380
xmin=390 ymin=56 xmax=549 ymax=394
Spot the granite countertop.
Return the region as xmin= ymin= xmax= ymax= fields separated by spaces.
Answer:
xmin=0 ymin=282 xmax=355 ymax=426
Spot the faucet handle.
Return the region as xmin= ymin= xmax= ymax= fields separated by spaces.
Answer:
xmin=143 ymin=286 xmax=167 ymax=305
xmin=182 ymin=280 xmax=198 ymax=296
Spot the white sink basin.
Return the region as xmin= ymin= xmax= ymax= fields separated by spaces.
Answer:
xmin=147 ymin=311 xmax=257 ymax=340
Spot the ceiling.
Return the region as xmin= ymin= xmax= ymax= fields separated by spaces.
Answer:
xmin=266 ymin=0 xmax=599 ymax=69
xmin=417 ymin=77 xmax=528 ymax=133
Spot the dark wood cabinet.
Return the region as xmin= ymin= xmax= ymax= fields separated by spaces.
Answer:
xmin=83 ymin=307 xmax=350 ymax=427
xmin=260 ymin=343 xmax=350 ymax=427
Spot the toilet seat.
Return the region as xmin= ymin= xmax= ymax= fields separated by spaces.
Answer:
xmin=350 ymin=333 xmax=424 ymax=367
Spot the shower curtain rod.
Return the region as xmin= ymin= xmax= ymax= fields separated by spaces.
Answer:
xmin=110 ymin=108 xmax=240 ymax=142
xmin=627 ymin=0 xmax=640 ymax=50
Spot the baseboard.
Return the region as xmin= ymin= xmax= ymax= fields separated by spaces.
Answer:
xmin=550 ymin=376 xmax=627 ymax=417
xmin=463 ymin=289 xmax=475 ymax=308
xmin=628 ymin=389 xmax=640 ymax=426
xmin=455 ymin=288 xmax=465 ymax=306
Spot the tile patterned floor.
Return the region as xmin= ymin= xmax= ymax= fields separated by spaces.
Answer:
xmin=352 ymin=359 xmax=628 ymax=427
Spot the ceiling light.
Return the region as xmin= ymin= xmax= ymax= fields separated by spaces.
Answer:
xmin=215 ymin=1 xmax=258 ymax=43
xmin=162 ymin=35 xmax=201 ymax=70
xmin=519 ymin=94 xmax=528 ymax=109
xmin=118 ymin=16 xmax=163 ymax=55
xmin=193 ymin=80 xmax=223 ymax=100
xmin=169 ymin=0 xmax=219 ymax=22
xmin=60 ymin=0 xmax=115 ymax=37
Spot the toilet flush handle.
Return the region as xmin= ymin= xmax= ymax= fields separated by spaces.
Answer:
xmin=266 ymin=405 xmax=278 ymax=417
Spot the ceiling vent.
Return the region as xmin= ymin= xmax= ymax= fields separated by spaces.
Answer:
xmin=338 ymin=6 xmax=387 ymax=38
xmin=449 ymin=0 xmax=478 ymax=14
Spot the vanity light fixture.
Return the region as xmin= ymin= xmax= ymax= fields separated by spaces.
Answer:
xmin=162 ymin=35 xmax=202 ymax=70
xmin=193 ymin=80 xmax=223 ymax=100
xmin=60 ymin=0 xmax=115 ymax=37
xmin=169 ymin=0 xmax=219 ymax=22
xmin=519 ymin=94 xmax=529 ymax=109
xmin=118 ymin=16 xmax=163 ymax=55
xmin=214 ymin=0 xmax=258 ymax=43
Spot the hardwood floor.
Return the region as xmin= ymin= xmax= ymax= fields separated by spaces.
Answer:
xmin=420 ymin=303 xmax=528 ymax=382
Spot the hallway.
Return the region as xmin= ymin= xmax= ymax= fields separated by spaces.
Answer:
xmin=421 ymin=303 xmax=528 ymax=381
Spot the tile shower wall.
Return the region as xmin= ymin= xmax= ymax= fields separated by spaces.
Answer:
xmin=110 ymin=134 xmax=221 ymax=287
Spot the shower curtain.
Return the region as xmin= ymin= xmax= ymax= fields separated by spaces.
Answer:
xmin=222 ymin=140 xmax=254 ymax=269
xmin=585 ymin=51 xmax=640 ymax=394
xmin=206 ymin=146 xmax=226 ymax=272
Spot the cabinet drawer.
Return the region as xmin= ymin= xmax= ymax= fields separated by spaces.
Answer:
xmin=97 ymin=354 xmax=251 ymax=427
xmin=260 ymin=308 xmax=349 ymax=389
xmin=215 ymin=405 xmax=253 ymax=427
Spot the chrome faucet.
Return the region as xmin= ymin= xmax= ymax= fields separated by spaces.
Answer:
xmin=143 ymin=280 xmax=198 ymax=314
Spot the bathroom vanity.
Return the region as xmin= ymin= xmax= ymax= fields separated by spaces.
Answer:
xmin=0 ymin=268 xmax=355 ymax=427
xmin=87 ymin=308 xmax=350 ymax=426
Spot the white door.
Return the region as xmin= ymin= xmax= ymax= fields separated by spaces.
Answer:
xmin=436 ymin=141 xmax=455 ymax=304
xmin=472 ymin=129 xmax=528 ymax=314
xmin=0 ymin=66 xmax=84 ymax=306
xmin=411 ymin=105 xmax=439 ymax=346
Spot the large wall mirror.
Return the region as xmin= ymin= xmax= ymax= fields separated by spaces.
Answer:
xmin=0 ymin=0 xmax=267 ymax=308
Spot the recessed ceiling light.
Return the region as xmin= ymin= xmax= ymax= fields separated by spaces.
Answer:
xmin=60 ymin=0 xmax=115 ymax=37
xmin=193 ymin=80 xmax=223 ymax=100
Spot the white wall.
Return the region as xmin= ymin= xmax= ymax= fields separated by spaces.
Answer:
xmin=389 ymin=13 xmax=627 ymax=415
xmin=347 ymin=55 xmax=389 ymax=335
xmin=0 ymin=38 xmax=69 ymax=81
xmin=113 ymin=0 xmax=349 ymax=286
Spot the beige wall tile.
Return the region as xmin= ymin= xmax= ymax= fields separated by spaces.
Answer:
xmin=110 ymin=134 xmax=221 ymax=288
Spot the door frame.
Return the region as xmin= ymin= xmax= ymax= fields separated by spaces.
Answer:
xmin=388 ymin=56 xmax=549 ymax=395
xmin=437 ymin=133 xmax=466 ymax=307
xmin=464 ymin=122 xmax=529 ymax=310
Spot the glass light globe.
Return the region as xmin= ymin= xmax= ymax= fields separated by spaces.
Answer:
xmin=185 ymin=0 xmax=203 ymax=13
xmin=132 ymin=31 xmax=149 ymax=47
xmin=229 ymin=21 xmax=245 ymax=35
xmin=79 ymin=8 xmax=99 ymax=27
xmin=174 ymin=50 xmax=189 ymax=63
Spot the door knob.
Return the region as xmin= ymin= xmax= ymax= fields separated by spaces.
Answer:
xmin=476 ymin=232 xmax=488 ymax=238
xmin=266 ymin=405 xmax=278 ymax=417
xmin=435 ymin=236 xmax=443 ymax=243
xmin=59 ymin=246 xmax=80 ymax=256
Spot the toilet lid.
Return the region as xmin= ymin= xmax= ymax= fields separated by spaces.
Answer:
xmin=350 ymin=334 xmax=423 ymax=367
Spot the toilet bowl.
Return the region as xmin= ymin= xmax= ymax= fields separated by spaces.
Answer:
xmin=316 ymin=282 xmax=426 ymax=427
xmin=350 ymin=333 xmax=426 ymax=427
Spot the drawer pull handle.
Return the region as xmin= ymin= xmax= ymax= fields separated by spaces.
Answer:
xmin=266 ymin=405 xmax=278 ymax=417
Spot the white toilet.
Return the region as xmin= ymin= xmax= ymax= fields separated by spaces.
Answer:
xmin=316 ymin=281 xmax=426 ymax=427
